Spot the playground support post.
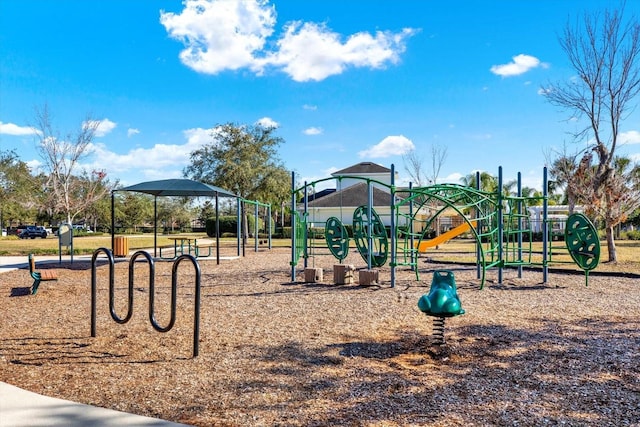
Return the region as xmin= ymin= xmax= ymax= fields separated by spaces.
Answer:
xmin=542 ymin=167 xmax=549 ymax=283
xmin=367 ymin=181 xmax=373 ymax=270
xmin=111 ymin=192 xmax=115 ymax=255
xmin=267 ymin=205 xmax=272 ymax=250
xmin=390 ymin=164 xmax=396 ymax=288
xmin=254 ymin=202 xmax=259 ymax=253
xmin=304 ymin=181 xmax=308 ymax=269
xmin=215 ymin=192 xmax=220 ymax=265
xmin=409 ymin=182 xmax=415 ymax=272
xmin=290 ymin=171 xmax=296 ymax=282
xmin=153 ymin=196 xmax=158 ymax=258
xmin=236 ymin=198 xmax=242 ymax=257
xmin=517 ymin=172 xmax=523 ymax=279
xmin=498 ymin=166 xmax=504 ymax=284
xmin=475 ymin=171 xmax=481 ymax=280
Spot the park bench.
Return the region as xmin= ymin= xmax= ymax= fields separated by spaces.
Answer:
xmin=28 ymin=253 xmax=58 ymax=295
xmin=193 ymin=239 xmax=214 ymax=258
xmin=158 ymin=238 xmax=215 ymax=259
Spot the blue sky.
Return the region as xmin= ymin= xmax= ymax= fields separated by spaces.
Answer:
xmin=1 ymin=0 xmax=639 ymax=192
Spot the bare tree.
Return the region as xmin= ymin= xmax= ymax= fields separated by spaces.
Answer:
xmin=403 ymin=144 xmax=448 ymax=186
xmin=32 ymin=104 xmax=114 ymax=225
xmin=543 ymin=4 xmax=640 ymax=262
xmin=402 ymin=149 xmax=426 ymax=186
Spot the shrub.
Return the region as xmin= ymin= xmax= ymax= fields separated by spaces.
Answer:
xmin=624 ymin=230 xmax=640 ymax=240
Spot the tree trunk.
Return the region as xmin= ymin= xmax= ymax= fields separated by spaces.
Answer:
xmin=605 ymin=225 xmax=617 ymax=263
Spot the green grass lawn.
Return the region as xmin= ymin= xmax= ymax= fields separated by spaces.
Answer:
xmin=0 ymin=233 xmax=288 ymax=256
xmin=1 ymin=234 xmax=638 ymax=275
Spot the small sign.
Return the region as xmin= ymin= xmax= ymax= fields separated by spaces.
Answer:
xmin=59 ymin=224 xmax=72 ymax=246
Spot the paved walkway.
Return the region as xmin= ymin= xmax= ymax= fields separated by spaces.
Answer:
xmin=0 ymin=255 xmax=192 ymax=427
xmin=0 ymin=254 xmax=92 ymax=274
xmin=0 ymin=382 xmax=190 ymax=427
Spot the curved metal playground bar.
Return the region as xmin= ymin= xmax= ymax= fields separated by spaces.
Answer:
xmin=290 ymin=166 xmax=599 ymax=288
xmin=91 ymin=248 xmax=202 ymax=357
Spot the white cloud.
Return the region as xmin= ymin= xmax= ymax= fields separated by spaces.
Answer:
xmin=183 ymin=127 xmax=215 ymax=147
xmin=303 ymin=127 xmax=323 ymax=135
xmin=358 ymin=135 xmax=415 ymax=158
xmin=127 ymin=128 xmax=140 ymax=137
xmin=256 ymin=117 xmax=279 ymax=128
xmin=266 ymin=22 xmax=417 ymax=81
xmin=160 ymin=0 xmax=417 ymax=82
xmin=0 ymin=122 xmax=39 ymax=136
xmin=303 ymin=104 xmax=317 ymax=110
xmin=490 ymin=54 xmax=546 ymax=77
xmin=160 ymin=0 xmax=276 ymax=74
xmin=25 ymin=159 xmax=43 ymax=172
xmin=82 ymin=127 xmax=214 ymax=182
xmin=620 ymin=130 xmax=640 ymax=145
xmin=84 ymin=118 xmax=117 ymax=137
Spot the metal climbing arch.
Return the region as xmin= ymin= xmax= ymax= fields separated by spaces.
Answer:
xmin=394 ymin=183 xmax=500 ymax=287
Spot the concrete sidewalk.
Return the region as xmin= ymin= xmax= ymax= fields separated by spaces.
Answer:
xmin=0 ymin=382 xmax=190 ymax=426
xmin=0 ymin=254 xmax=94 ymax=274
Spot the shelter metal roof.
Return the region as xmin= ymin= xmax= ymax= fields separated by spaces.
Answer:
xmin=118 ymin=179 xmax=236 ymax=198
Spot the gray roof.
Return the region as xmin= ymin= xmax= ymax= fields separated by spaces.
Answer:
xmin=332 ymin=162 xmax=391 ymax=175
xmin=119 ymin=179 xmax=236 ymax=198
xmin=307 ymin=182 xmax=394 ymax=207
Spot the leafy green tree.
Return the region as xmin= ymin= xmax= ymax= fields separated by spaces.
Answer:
xmin=0 ymin=150 xmax=38 ymax=229
xmin=199 ymin=200 xmax=216 ymax=224
xmin=184 ymin=122 xmax=290 ymax=239
xmin=543 ymin=4 xmax=640 ymax=262
xmin=461 ymin=171 xmax=498 ymax=192
xmin=117 ymin=193 xmax=153 ymax=232
xmin=84 ymin=187 xmax=113 ymax=231
xmin=158 ymin=197 xmax=193 ymax=232
xmin=547 ymin=152 xmax=579 ymax=210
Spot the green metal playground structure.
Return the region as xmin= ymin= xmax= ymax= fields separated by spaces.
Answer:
xmin=290 ymin=166 xmax=600 ymax=288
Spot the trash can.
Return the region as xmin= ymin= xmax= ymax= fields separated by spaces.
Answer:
xmin=113 ymin=236 xmax=129 ymax=257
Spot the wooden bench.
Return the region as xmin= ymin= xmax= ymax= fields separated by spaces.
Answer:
xmin=28 ymin=253 xmax=58 ymax=295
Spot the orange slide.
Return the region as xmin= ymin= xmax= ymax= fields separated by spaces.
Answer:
xmin=415 ymin=220 xmax=477 ymax=252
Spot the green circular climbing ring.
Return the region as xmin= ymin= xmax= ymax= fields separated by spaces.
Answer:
xmin=565 ymin=213 xmax=600 ymax=271
xmin=325 ymin=216 xmax=349 ymax=262
xmin=352 ymin=205 xmax=388 ymax=267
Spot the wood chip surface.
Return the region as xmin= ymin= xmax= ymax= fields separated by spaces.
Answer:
xmin=1 ymin=248 xmax=639 ymax=426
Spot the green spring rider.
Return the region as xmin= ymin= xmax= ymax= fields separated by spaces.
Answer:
xmin=418 ymin=270 xmax=465 ymax=345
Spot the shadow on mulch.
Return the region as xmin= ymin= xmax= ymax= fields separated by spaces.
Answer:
xmin=10 ymin=287 xmax=30 ymax=297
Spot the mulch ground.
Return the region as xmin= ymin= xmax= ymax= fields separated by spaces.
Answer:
xmin=1 ymin=247 xmax=639 ymax=426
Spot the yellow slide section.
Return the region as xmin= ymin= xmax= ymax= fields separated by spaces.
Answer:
xmin=415 ymin=220 xmax=477 ymax=252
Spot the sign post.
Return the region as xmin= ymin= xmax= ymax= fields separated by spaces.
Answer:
xmin=58 ymin=223 xmax=74 ymax=264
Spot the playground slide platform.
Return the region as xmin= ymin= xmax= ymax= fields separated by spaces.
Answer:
xmin=415 ymin=220 xmax=477 ymax=252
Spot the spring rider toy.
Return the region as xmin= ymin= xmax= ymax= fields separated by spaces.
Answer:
xmin=418 ymin=270 xmax=465 ymax=345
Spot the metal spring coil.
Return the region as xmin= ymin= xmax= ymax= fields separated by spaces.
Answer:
xmin=432 ymin=316 xmax=446 ymax=346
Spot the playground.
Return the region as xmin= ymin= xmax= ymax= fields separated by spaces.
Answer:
xmin=1 ymin=247 xmax=638 ymax=426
